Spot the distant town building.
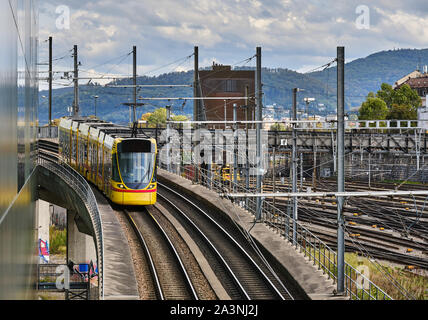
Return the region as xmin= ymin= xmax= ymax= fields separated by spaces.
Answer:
xmin=199 ymin=63 xmax=255 ymax=128
xmin=394 ymin=66 xmax=428 ymax=128
xmin=263 ymin=117 xmax=274 ymax=130
xmin=393 ymin=69 xmax=425 ymax=91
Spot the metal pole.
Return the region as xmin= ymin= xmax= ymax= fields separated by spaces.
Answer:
xmin=133 ymin=46 xmax=137 ymax=123
xmin=336 ymin=46 xmax=345 ymax=295
xmin=193 ymin=46 xmax=199 ymax=121
xmin=233 ymin=103 xmax=238 ymax=192
xmin=94 ymin=96 xmax=98 ymax=117
xmin=166 ymin=105 xmax=171 ymax=172
xmin=292 ymin=88 xmax=298 ymax=244
xmin=256 ymin=47 xmax=263 ymax=220
xmin=368 ymin=151 xmax=371 ymax=189
xmin=224 ymin=100 xmax=227 ymax=128
xmin=273 ymin=147 xmax=276 ymax=216
xmin=245 ymin=85 xmax=250 ymax=209
xmin=73 ymin=45 xmax=79 ymax=116
xmin=300 ymin=152 xmax=303 ymax=190
xmin=313 ymin=138 xmax=317 ymax=191
xmin=48 ymin=36 xmax=52 ymax=127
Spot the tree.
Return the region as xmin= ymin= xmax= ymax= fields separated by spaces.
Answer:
xmin=141 ymin=112 xmax=152 ymax=121
xmin=270 ymin=123 xmax=287 ymax=131
xmin=375 ymin=83 xmax=394 ymax=107
xmin=358 ymin=97 xmax=389 ymax=120
xmin=376 ymin=83 xmax=421 ymax=109
xmin=387 ymin=104 xmax=417 ymax=120
xmin=392 ymin=84 xmax=421 ymax=109
xmin=171 ymin=115 xmax=188 ymax=122
xmin=148 ymin=108 xmax=167 ymax=126
xmin=359 ymin=83 xmax=421 ymax=121
xmin=146 ymin=108 xmax=189 ymax=127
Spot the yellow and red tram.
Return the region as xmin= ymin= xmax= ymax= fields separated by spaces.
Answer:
xmin=58 ymin=118 xmax=157 ymax=205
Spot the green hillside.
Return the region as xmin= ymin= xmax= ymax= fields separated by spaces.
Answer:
xmin=38 ymin=48 xmax=428 ymax=125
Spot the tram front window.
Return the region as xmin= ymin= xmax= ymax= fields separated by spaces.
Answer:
xmin=118 ymin=152 xmax=154 ymax=189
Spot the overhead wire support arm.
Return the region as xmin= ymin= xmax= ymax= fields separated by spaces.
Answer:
xmin=224 ymin=190 xmax=428 ymax=198
xmin=105 ymin=84 xmax=193 ymax=88
xmin=137 ymin=97 xmax=253 ymax=101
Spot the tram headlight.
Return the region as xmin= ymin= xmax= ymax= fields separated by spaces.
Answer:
xmin=149 ymin=184 xmax=156 ymax=189
xmin=118 ymin=184 xmax=125 ymax=189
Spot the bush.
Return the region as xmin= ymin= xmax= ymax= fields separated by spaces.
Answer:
xmin=49 ymin=225 xmax=66 ymax=255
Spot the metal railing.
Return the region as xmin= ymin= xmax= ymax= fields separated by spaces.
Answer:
xmin=37 ymin=155 xmax=104 ymax=300
xmin=160 ymin=162 xmax=394 ymax=300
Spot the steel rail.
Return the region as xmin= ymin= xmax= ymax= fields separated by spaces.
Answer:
xmin=122 ymin=209 xmax=164 ymax=300
xmin=136 ymin=208 xmax=198 ymax=300
xmin=158 ymin=182 xmax=294 ymax=300
xmin=155 ymin=192 xmax=251 ymax=300
xmin=125 ymin=208 xmax=199 ymax=300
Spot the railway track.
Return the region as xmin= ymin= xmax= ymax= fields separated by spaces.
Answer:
xmin=38 ymin=139 xmax=59 ymax=154
xmin=254 ymin=177 xmax=428 ymax=269
xmin=261 ymin=178 xmax=428 ymax=232
xmin=123 ymin=207 xmax=198 ymax=300
xmin=303 ymin=225 xmax=428 ymax=269
xmin=38 ymin=139 xmax=59 ymax=162
xmin=157 ymin=182 xmax=297 ymax=300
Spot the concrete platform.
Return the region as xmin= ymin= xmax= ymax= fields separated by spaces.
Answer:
xmin=158 ymin=169 xmax=345 ymax=300
xmin=92 ymin=187 xmax=140 ymax=300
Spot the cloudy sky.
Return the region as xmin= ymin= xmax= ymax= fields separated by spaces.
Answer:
xmin=38 ymin=0 xmax=428 ymax=89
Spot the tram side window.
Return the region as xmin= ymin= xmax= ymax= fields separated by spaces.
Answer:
xmin=79 ymin=139 xmax=83 ymax=165
xmin=92 ymin=142 xmax=97 ymax=176
xmin=81 ymin=139 xmax=85 ymax=167
xmin=98 ymin=145 xmax=103 ymax=177
xmin=88 ymin=143 xmax=91 ymax=167
xmin=78 ymin=138 xmax=81 ymax=166
xmin=59 ymin=130 xmax=63 ymax=154
xmin=104 ymin=149 xmax=111 ymax=190
xmin=62 ymin=130 xmax=67 ymax=160
xmin=112 ymin=154 xmax=121 ymax=182
xmin=84 ymin=141 xmax=88 ymax=164
xmin=72 ymin=133 xmax=77 ymax=162
xmin=66 ymin=132 xmax=70 ymax=161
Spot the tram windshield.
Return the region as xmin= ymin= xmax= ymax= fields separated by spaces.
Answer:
xmin=118 ymin=152 xmax=155 ymax=189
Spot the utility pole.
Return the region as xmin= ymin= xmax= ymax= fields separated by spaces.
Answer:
xmin=93 ymin=95 xmax=99 ymax=117
xmin=224 ymin=100 xmax=227 ymax=128
xmin=166 ymin=105 xmax=171 ymax=172
xmin=48 ymin=36 xmax=53 ymax=127
xmin=245 ymin=85 xmax=250 ymax=209
xmin=193 ymin=46 xmax=199 ymax=121
xmin=273 ymin=147 xmax=276 ymax=216
xmin=73 ymin=45 xmax=79 ymax=116
xmin=133 ymin=46 xmax=137 ymax=123
xmin=300 ymin=152 xmax=303 ymax=190
xmin=255 ymin=46 xmax=263 ymax=220
xmin=233 ymin=103 xmax=238 ymax=191
xmin=313 ymin=138 xmax=317 ymax=191
xmin=292 ymin=88 xmax=299 ymax=244
xmin=336 ymin=46 xmax=345 ymax=295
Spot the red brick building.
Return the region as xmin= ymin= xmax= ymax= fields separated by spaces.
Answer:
xmin=198 ymin=63 xmax=255 ymax=128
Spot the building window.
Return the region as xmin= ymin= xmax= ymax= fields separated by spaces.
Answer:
xmin=225 ymin=80 xmax=237 ymax=92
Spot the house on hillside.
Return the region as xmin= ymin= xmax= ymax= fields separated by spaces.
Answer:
xmin=394 ymin=66 xmax=428 ymax=107
xmin=393 ymin=69 xmax=424 ymax=90
xmin=394 ymin=66 xmax=428 ymax=128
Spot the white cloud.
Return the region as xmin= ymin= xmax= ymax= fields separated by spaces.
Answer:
xmin=38 ymin=0 xmax=428 ymax=82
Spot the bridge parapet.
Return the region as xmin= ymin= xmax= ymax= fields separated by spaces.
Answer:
xmin=37 ymin=156 xmax=104 ymax=299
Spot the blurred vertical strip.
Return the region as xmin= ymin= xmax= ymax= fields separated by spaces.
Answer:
xmin=0 ymin=0 xmax=38 ymax=300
